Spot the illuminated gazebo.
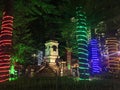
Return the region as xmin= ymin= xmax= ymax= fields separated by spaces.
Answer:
xmin=45 ymin=40 xmax=59 ymax=64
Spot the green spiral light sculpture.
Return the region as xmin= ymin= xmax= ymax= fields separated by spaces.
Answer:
xmin=76 ymin=7 xmax=89 ymax=80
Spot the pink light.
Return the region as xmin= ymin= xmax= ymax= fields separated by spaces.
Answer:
xmin=0 ymin=78 xmax=9 ymax=83
xmin=2 ymin=20 xmax=13 ymax=24
xmin=0 ymin=70 xmax=9 ymax=72
xmin=0 ymin=74 xmax=9 ymax=77
xmin=0 ymin=66 xmax=10 ymax=68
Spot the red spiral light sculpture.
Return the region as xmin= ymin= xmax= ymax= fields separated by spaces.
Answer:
xmin=0 ymin=11 xmax=13 ymax=82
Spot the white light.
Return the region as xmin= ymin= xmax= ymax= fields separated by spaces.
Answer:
xmin=117 ymin=51 xmax=120 ymax=55
xmin=32 ymin=53 xmax=37 ymax=57
xmin=104 ymin=51 xmax=120 ymax=58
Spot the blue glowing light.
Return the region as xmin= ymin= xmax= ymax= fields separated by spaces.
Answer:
xmin=89 ymin=39 xmax=101 ymax=75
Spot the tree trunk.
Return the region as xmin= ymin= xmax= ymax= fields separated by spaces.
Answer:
xmin=76 ymin=6 xmax=89 ymax=80
xmin=0 ymin=0 xmax=14 ymax=83
xmin=66 ymin=49 xmax=72 ymax=70
xmin=66 ymin=48 xmax=72 ymax=76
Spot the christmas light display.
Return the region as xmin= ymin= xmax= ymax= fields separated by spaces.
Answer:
xmin=105 ymin=37 xmax=119 ymax=74
xmin=0 ymin=11 xmax=13 ymax=82
xmin=76 ymin=7 xmax=89 ymax=80
xmin=9 ymin=65 xmax=17 ymax=81
xmin=90 ymin=39 xmax=101 ymax=75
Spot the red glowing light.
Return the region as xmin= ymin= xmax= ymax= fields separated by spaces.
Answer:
xmin=0 ymin=11 xmax=13 ymax=83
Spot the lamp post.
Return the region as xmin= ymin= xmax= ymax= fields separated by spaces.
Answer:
xmin=32 ymin=53 xmax=37 ymax=65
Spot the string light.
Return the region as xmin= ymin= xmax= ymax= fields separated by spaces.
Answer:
xmin=0 ymin=11 xmax=13 ymax=82
xmin=76 ymin=7 xmax=89 ymax=80
xmin=89 ymin=39 xmax=101 ymax=75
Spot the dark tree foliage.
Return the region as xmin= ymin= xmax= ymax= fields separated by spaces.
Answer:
xmin=1 ymin=0 xmax=120 ymax=62
xmin=11 ymin=0 xmax=36 ymax=64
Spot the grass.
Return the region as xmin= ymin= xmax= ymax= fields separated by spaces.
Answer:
xmin=0 ymin=77 xmax=120 ymax=90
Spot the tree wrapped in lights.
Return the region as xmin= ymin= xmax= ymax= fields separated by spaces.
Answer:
xmin=0 ymin=0 xmax=13 ymax=83
xmin=76 ymin=7 xmax=89 ymax=80
xmin=89 ymin=39 xmax=101 ymax=75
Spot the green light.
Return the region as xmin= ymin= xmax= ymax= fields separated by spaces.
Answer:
xmin=9 ymin=64 xmax=18 ymax=81
xmin=80 ymin=18 xmax=86 ymax=21
xmin=79 ymin=78 xmax=90 ymax=80
xmin=78 ymin=52 xmax=88 ymax=55
xmin=76 ymin=6 xmax=89 ymax=80
xmin=76 ymin=26 xmax=87 ymax=29
xmin=67 ymin=64 xmax=71 ymax=70
xmin=78 ymin=35 xmax=88 ymax=39
xmin=78 ymin=48 xmax=88 ymax=52
xmin=80 ymin=22 xmax=87 ymax=25
xmin=79 ymin=67 xmax=89 ymax=69
xmin=77 ymin=39 xmax=88 ymax=43
xmin=10 ymin=65 xmax=15 ymax=75
xmin=78 ymin=62 xmax=89 ymax=65
xmin=78 ymin=58 xmax=88 ymax=61
xmin=9 ymin=77 xmax=18 ymax=81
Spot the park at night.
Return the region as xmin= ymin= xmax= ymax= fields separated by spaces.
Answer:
xmin=1 ymin=0 xmax=120 ymax=90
